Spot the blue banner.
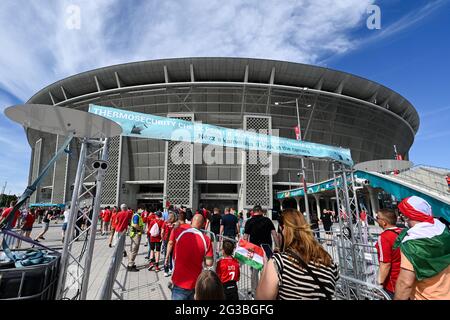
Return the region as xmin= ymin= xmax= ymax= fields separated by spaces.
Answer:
xmin=276 ymin=178 xmax=340 ymax=199
xmin=88 ymin=104 xmax=353 ymax=165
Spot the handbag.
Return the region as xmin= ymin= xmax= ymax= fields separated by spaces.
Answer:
xmin=286 ymin=249 xmax=333 ymax=300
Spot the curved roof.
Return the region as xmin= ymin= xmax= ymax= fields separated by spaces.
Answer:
xmin=27 ymin=57 xmax=419 ymax=133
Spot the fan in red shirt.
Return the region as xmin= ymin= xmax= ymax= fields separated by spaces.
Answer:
xmin=147 ymin=211 xmax=165 ymax=271
xmin=375 ymin=209 xmax=403 ymax=298
xmin=15 ymin=209 xmax=36 ymax=248
xmin=216 ymin=240 xmax=240 ymax=300
xmin=161 ymin=212 xmax=176 ymax=276
xmin=164 ymin=211 xmax=190 ymax=267
xmin=143 ymin=210 xmax=156 ymax=251
xmin=0 ymin=201 xmax=20 ymax=229
xmin=360 ymin=210 xmax=368 ymax=227
xmin=108 ymin=207 xmax=119 ymax=247
xmin=127 ymin=209 xmax=134 ymax=221
xmin=108 ymin=204 xmax=131 ymax=249
xmin=102 ymin=206 xmax=112 ymax=235
xmin=115 ymin=208 xmax=131 ymax=233
xmin=21 ymin=210 xmax=36 ymax=230
xmin=168 ymin=214 xmax=213 ymax=300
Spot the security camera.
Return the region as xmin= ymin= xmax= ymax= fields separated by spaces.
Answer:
xmin=355 ymin=178 xmax=369 ymax=185
xmin=92 ymin=160 xmax=108 ymax=171
xmin=297 ymin=172 xmax=301 ymax=177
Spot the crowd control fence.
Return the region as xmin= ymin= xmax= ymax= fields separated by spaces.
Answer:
xmin=206 ymin=226 xmax=389 ymax=300
xmin=0 ymin=231 xmax=61 ymax=300
xmin=98 ymin=232 xmax=127 ymax=300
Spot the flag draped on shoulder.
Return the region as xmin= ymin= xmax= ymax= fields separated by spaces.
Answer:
xmin=234 ymin=239 xmax=264 ymax=270
xmin=394 ymin=196 xmax=450 ymax=281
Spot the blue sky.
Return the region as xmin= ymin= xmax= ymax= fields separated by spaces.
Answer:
xmin=0 ymin=0 xmax=449 ymax=195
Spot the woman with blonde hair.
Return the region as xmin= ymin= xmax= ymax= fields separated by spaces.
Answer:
xmin=256 ymin=208 xmax=339 ymax=300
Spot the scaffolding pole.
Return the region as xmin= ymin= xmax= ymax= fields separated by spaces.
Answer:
xmin=56 ymin=138 xmax=108 ymax=300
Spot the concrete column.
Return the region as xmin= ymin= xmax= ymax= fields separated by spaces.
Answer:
xmin=367 ymin=186 xmax=380 ymax=216
xmin=313 ymin=194 xmax=321 ymax=219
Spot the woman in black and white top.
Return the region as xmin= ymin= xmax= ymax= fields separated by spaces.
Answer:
xmin=256 ymin=208 xmax=339 ymax=300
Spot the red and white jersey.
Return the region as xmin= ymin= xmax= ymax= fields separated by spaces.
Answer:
xmin=216 ymin=256 xmax=240 ymax=283
xmin=171 ymin=227 xmax=213 ymax=290
xmin=375 ymin=227 xmax=403 ymax=292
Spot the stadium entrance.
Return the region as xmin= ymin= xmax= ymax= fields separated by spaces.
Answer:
xmin=199 ymin=183 xmax=238 ymax=212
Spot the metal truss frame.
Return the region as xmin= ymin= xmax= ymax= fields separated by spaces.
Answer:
xmin=56 ymin=137 xmax=109 ymax=300
xmin=332 ymin=162 xmax=368 ymax=297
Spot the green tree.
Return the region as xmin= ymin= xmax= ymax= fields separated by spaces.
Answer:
xmin=0 ymin=194 xmax=18 ymax=208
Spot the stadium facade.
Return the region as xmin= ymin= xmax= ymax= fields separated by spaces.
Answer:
xmin=24 ymin=57 xmax=419 ymax=212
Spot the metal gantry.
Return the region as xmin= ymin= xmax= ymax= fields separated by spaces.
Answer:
xmin=332 ymin=163 xmax=367 ymax=285
xmin=56 ymin=137 xmax=109 ymax=300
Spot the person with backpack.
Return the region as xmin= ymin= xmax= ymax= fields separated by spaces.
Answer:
xmin=374 ymin=209 xmax=403 ymax=298
xmin=147 ymin=211 xmax=165 ymax=272
xmin=144 ymin=209 xmax=156 ymax=258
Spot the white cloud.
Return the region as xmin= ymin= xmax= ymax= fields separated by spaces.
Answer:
xmin=1 ymin=0 xmax=444 ymax=193
xmin=320 ymin=0 xmax=448 ymax=64
xmin=0 ymin=0 xmax=375 ymax=102
xmin=0 ymin=95 xmax=30 ymax=195
xmin=0 ymin=0 xmax=376 ymax=194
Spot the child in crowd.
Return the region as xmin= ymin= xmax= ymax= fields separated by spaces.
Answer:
xmin=194 ymin=270 xmax=225 ymax=300
xmin=215 ymin=240 xmax=240 ymax=300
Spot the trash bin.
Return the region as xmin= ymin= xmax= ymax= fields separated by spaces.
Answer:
xmin=0 ymin=250 xmax=61 ymax=300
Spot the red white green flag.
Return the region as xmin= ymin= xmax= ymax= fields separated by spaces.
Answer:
xmin=394 ymin=196 xmax=450 ymax=281
xmin=234 ymin=239 xmax=264 ymax=270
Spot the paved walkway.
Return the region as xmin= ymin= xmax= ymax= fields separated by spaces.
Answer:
xmin=7 ymin=220 xmax=382 ymax=300
xmin=10 ymin=221 xmax=171 ymax=300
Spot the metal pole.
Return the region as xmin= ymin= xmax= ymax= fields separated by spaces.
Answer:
xmin=341 ymin=166 xmax=361 ymax=280
xmin=296 ymin=98 xmax=311 ymax=224
xmin=332 ymin=163 xmax=351 ymax=298
xmin=80 ymin=138 xmax=109 ymax=300
xmin=56 ymin=138 xmax=88 ymax=299
xmin=1 ymin=134 xmax=74 ymax=230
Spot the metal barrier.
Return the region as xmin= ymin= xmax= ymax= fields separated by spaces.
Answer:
xmin=212 ymin=229 xmax=387 ymax=300
xmin=0 ymin=249 xmax=61 ymax=300
xmin=98 ymin=232 xmax=127 ymax=300
xmin=201 ymin=229 xmax=218 ymax=269
xmin=336 ymin=275 xmax=391 ymax=300
xmin=316 ymin=228 xmax=390 ymax=299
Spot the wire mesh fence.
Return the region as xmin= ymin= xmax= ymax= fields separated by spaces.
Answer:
xmin=98 ymin=232 xmax=127 ymax=300
xmin=0 ymin=231 xmax=61 ymax=300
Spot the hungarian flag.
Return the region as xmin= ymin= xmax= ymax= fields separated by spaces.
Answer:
xmin=234 ymin=239 xmax=264 ymax=270
xmin=394 ymin=196 xmax=450 ymax=281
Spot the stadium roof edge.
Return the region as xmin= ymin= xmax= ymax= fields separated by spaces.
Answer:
xmin=26 ymin=57 xmax=419 ymax=133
